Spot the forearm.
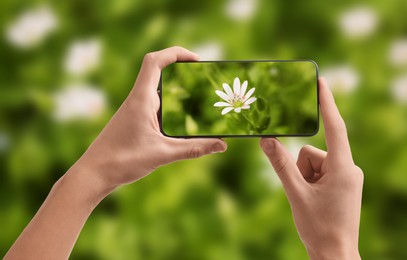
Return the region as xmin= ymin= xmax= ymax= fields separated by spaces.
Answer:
xmin=4 ymin=47 xmax=226 ymax=259
xmin=308 ymin=248 xmax=361 ymax=260
xmin=306 ymin=236 xmax=361 ymax=260
xmin=4 ymin=163 xmax=108 ymax=260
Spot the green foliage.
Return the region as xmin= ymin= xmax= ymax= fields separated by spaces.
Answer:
xmin=162 ymin=61 xmax=318 ymax=136
xmin=1 ymin=0 xmax=407 ymax=259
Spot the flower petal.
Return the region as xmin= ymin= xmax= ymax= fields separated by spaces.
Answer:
xmin=214 ymin=102 xmax=232 ymax=107
xmin=221 ymin=107 xmax=234 ymax=115
xmin=243 ymin=88 xmax=255 ymax=101
xmin=233 ymin=77 xmax=240 ymax=96
xmin=240 ymin=80 xmax=248 ymax=97
xmin=215 ymin=90 xmax=231 ymax=102
xmin=234 ymin=107 xmax=242 ymax=113
xmin=244 ymin=97 xmax=257 ymax=105
xmin=242 ymin=105 xmax=250 ymax=109
xmin=222 ymin=83 xmax=234 ymax=100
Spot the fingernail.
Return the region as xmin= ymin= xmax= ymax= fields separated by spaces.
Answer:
xmin=211 ymin=142 xmax=225 ymax=153
xmin=192 ymin=52 xmax=200 ymax=60
xmin=262 ymin=140 xmax=275 ymax=154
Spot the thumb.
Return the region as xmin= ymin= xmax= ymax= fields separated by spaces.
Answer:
xmin=165 ymin=138 xmax=227 ymax=162
xmin=260 ymin=138 xmax=306 ymax=195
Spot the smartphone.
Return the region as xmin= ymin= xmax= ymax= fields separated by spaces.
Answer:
xmin=159 ymin=60 xmax=319 ymax=137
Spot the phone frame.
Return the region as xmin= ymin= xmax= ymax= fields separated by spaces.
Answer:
xmin=159 ymin=60 xmax=319 ymax=138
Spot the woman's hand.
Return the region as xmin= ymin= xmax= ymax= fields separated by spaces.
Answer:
xmin=72 ymin=46 xmax=227 ymax=199
xmin=260 ymin=78 xmax=363 ymax=260
xmin=5 ymin=46 xmax=226 ymax=260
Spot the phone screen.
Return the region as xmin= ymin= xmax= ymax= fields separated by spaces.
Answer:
xmin=160 ymin=60 xmax=319 ymax=137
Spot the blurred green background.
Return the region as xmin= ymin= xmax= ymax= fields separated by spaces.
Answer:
xmin=162 ymin=61 xmax=318 ymax=136
xmin=1 ymin=0 xmax=407 ymax=259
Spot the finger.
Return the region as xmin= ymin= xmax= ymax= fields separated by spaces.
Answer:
xmin=163 ymin=138 xmax=227 ymax=163
xmin=156 ymin=90 xmax=162 ymax=120
xmin=318 ymin=77 xmax=352 ymax=161
xmin=297 ymin=145 xmax=326 ymax=182
xmin=135 ymin=46 xmax=199 ymax=93
xmin=260 ymin=138 xmax=307 ymax=196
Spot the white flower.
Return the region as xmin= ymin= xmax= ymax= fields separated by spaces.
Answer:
xmin=322 ymin=66 xmax=359 ymax=93
xmin=6 ymin=5 xmax=57 ymax=49
xmin=269 ymin=67 xmax=279 ymax=76
xmin=192 ymin=42 xmax=223 ymax=60
xmin=53 ymin=84 xmax=106 ymax=121
xmin=260 ymin=167 xmax=282 ymax=188
xmin=225 ymin=0 xmax=257 ymax=21
xmin=214 ymin=77 xmax=257 ymax=115
xmin=391 ymin=75 xmax=407 ymax=103
xmin=64 ymin=39 xmax=102 ymax=75
xmin=287 ymin=139 xmax=306 ymax=161
xmin=259 ymin=155 xmax=281 ymax=188
xmin=0 ymin=132 xmax=10 ymax=152
xmin=339 ymin=6 xmax=378 ymax=39
xmin=389 ymin=39 xmax=407 ymax=66
xmin=260 ymin=138 xmax=305 ymax=189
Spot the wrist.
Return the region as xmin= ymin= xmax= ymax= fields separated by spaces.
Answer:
xmin=306 ymin=236 xmax=360 ymax=260
xmin=63 ymin=158 xmax=117 ymax=208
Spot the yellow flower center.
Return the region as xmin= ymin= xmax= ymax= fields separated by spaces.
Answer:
xmin=233 ymin=98 xmax=243 ymax=108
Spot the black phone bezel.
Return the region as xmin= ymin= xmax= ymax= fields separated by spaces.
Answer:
xmin=159 ymin=60 xmax=319 ymax=138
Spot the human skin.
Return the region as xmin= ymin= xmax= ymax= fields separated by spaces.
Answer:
xmin=4 ymin=46 xmax=227 ymax=260
xmin=5 ymin=48 xmax=362 ymax=260
xmin=260 ymin=78 xmax=363 ymax=260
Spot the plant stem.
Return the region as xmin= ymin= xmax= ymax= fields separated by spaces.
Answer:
xmin=241 ymin=113 xmax=258 ymax=132
xmin=204 ymin=66 xmax=219 ymax=90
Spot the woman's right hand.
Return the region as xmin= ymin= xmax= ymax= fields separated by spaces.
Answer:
xmin=260 ymin=78 xmax=363 ymax=260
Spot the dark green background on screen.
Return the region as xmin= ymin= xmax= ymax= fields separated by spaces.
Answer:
xmin=161 ymin=61 xmax=318 ymax=137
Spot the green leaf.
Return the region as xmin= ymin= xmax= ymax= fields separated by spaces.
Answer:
xmin=247 ymin=122 xmax=254 ymax=132
xmin=258 ymin=115 xmax=271 ymax=132
xmin=252 ymin=109 xmax=260 ymax=122
xmin=256 ymin=96 xmax=267 ymax=111
xmin=185 ymin=115 xmax=198 ymax=134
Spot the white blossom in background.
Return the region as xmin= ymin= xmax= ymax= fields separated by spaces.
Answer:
xmin=225 ymin=0 xmax=257 ymax=21
xmin=260 ymin=169 xmax=282 ymax=188
xmin=389 ymin=39 xmax=407 ymax=66
xmin=0 ymin=132 xmax=10 ymax=152
xmin=53 ymin=84 xmax=106 ymax=121
xmin=259 ymin=139 xmax=306 ymax=189
xmin=269 ymin=67 xmax=279 ymax=76
xmin=192 ymin=42 xmax=223 ymax=60
xmin=322 ymin=66 xmax=360 ymax=93
xmin=287 ymin=139 xmax=306 ymax=161
xmin=64 ymin=39 xmax=102 ymax=75
xmin=6 ymin=5 xmax=57 ymax=49
xmin=391 ymin=75 xmax=407 ymax=103
xmin=259 ymin=155 xmax=281 ymax=188
xmin=339 ymin=7 xmax=378 ymax=39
